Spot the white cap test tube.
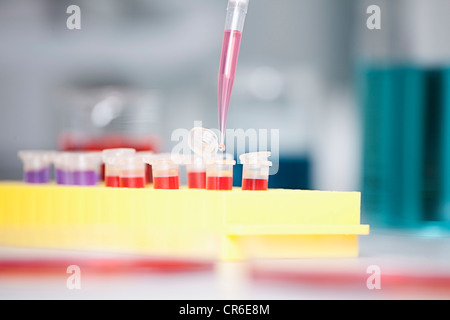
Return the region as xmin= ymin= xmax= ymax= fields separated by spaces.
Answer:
xmin=116 ymin=154 xmax=147 ymax=188
xmin=102 ymin=148 xmax=136 ymax=187
xmin=182 ymin=154 xmax=207 ymax=189
xmin=144 ymin=153 xmax=180 ymax=189
xmin=205 ymin=153 xmax=236 ymax=191
xmin=239 ymin=151 xmax=272 ymax=191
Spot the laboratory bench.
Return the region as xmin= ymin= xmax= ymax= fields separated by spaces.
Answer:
xmin=1 ymin=228 xmax=449 ymax=300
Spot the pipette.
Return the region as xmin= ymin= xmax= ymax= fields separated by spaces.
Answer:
xmin=218 ymin=0 xmax=250 ymax=152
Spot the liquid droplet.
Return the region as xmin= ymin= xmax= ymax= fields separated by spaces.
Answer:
xmin=218 ymin=144 xmax=226 ymax=152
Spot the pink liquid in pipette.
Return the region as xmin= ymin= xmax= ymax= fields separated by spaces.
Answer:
xmin=218 ymin=29 xmax=242 ymax=150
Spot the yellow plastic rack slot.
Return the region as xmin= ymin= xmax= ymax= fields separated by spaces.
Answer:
xmin=0 ymin=182 xmax=369 ymax=261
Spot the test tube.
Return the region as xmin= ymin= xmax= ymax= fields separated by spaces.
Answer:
xmin=205 ymin=154 xmax=236 ymax=191
xmin=144 ymin=153 xmax=180 ymax=190
xmin=54 ymin=152 xmax=102 ymax=186
xmin=102 ymin=148 xmax=136 ymax=187
xmin=183 ymin=155 xmax=207 ymax=189
xmin=239 ymin=152 xmax=272 ymax=191
xmin=53 ymin=152 xmax=73 ymax=185
xmin=117 ymin=155 xmax=147 ymax=188
xmin=18 ymin=151 xmax=54 ymax=184
xmin=136 ymin=151 xmax=154 ymax=185
xmin=71 ymin=152 xmax=102 ymax=186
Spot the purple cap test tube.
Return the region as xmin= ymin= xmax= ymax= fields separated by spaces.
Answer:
xmin=18 ymin=151 xmax=55 ymax=184
xmin=71 ymin=152 xmax=102 ymax=186
xmin=54 ymin=152 xmax=73 ymax=185
xmin=54 ymin=152 xmax=102 ymax=186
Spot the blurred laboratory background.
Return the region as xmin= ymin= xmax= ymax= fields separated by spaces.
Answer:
xmin=0 ymin=0 xmax=450 ymax=229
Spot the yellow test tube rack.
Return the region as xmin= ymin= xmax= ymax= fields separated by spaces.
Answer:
xmin=0 ymin=182 xmax=369 ymax=261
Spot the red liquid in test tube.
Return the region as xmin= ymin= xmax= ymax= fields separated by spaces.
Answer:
xmin=102 ymin=148 xmax=137 ymax=187
xmin=153 ymin=176 xmax=179 ymax=189
xmin=240 ymin=152 xmax=272 ymax=191
xmin=147 ymin=153 xmax=181 ymax=190
xmin=205 ymin=153 xmax=235 ymax=191
xmin=187 ymin=171 xmax=206 ymax=189
xmin=206 ymin=176 xmax=233 ymax=191
xmin=105 ymin=176 xmax=120 ymax=187
xmin=242 ymin=178 xmax=268 ymax=191
xmin=120 ymin=176 xmax=145 ymax=188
